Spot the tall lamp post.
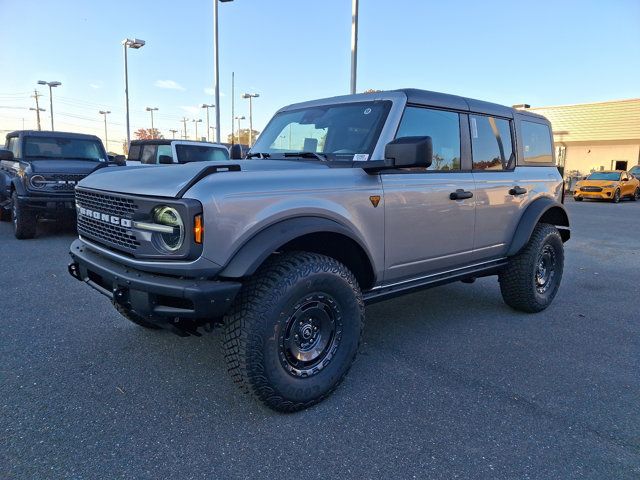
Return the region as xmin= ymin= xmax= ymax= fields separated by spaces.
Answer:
xmin=213 ymin=0 xmax=235 ymax=143
xmin=201 ymin=103 xmax=215 ymax=142
xmin=241 ymin=93 xmax=259 ymax=146
xmin=169 ymin=129 xmax=178 ymax=139
xmin=37 ymin=80 xmax=62 ymax=130
xmin=192 ymin=119 xmax=203 ymax=140
xmin=99 ymin=110 xmax=111 ymax=150
xmin=235 ymin=115 xmax=245 ymax=144
xmin=146 ymin=106 xmax=158 ymax=132
xmin=350 ymin=0 xmax=359 ymax=94
xmin=122 ymin=38 xmax=146 ymax=149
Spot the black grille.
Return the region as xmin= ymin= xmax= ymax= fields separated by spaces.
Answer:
xmin=75 ymin=189 xmax=138 ymax=217
xmin=581 ymin=186 xmax=603 ymax=192
xmin=50 ymin=173 xmax=86 ymax=182
xmin=77 ymin=216 xmax=140 ymax=250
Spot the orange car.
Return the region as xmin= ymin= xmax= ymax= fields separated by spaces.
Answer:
xmin=574 ymin=170 xmax=640 ymax=203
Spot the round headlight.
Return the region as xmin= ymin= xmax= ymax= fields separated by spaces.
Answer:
xmin=153 ymin=206 xmax=184 ymax=252
xmin=29 ymin=175 xmax=46 ymax=189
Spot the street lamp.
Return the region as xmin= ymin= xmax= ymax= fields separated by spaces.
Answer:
xmin=169 ymin=129 xmax=178 ymax=139
xmin=37 ymin=80 xmax=62 ymax=130
xmin=122 ymin=37 xmax=146 ymax=149
xmin=29 ymin=107 xmax=46 ymax=131
xmin=99 ymin=110 xmax=111 ymax=151
xmin=350 ymin=0 xmax=358 ymax=94
xmin=192 ymin=118 xmax=203 ymax=141
xmin=213 ymin=0 xmax=235 ymax=143
xmin=241 ymin=93 xmax=259 ymax=146
xmin=235 ymin=115 xmax=245 ymax=144
xmin=146 ymin=106 xmax=158 ymax=132
xmin=201 ymin=103 xmax=215 ymax=142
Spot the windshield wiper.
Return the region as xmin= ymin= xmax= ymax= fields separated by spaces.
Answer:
xmin=282 ymin=152 xmax=328 ymax=161
xmin=246 ymin=152 xmax=270 ymax=159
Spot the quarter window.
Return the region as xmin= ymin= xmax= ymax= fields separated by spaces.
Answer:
xmin=521 ymin=121 xmax=553 ymax=164
xmin=396 ymin=107 xmax=461 ymax=171
xmin=470 ymin=115 xmax=514 ymax=170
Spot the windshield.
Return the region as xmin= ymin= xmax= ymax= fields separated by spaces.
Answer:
xmin=250 ymin=101 xmax=392 ymax=161
xmin=586 ymin=172 xmax=621 ymax=181
xmin=175 ymin=144 xmax=229 ymax=163
xmin=24 ymin=136 xmax=106 ymax=161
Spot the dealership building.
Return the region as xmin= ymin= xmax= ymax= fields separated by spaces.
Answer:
xmin=518 ymin=98 xmax=640 ymax=178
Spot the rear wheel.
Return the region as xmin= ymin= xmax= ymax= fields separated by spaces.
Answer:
xmin=612 ymin=189 xmax=621 ymax=203
xmin=499 ymin=223 xmax=564 ymax=313
xmin=12 ymin=192 xmax=36 ymax=239
xmin=223 ymin=252 xmax=364 ymax=412
xmin=631 ymin=188 xmax=640 ymax=201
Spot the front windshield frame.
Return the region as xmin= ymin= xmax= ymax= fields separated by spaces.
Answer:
xmin=586 ymin=172 xmax=621 ymax=181
xmin=250 ymin=100 xmax=393 ymax=162
xmin=23 ymin=136 xmax=107 ymax=162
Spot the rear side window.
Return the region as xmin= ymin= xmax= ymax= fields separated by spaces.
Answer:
xmin=175 ymin=145 xmax=229 ymax=163
xmin=521 ymin=121 xmax=553 ymax=164
xmin=128 ymin=144 xmax=141 ymax=161
xmin=396 ymin=107 xmax=461 ymax=171
xmin=470 ymin=115 xmax=514 ymax=171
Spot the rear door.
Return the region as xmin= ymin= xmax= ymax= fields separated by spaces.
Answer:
xmin=381 ymin=106 xmax=476 ymax=283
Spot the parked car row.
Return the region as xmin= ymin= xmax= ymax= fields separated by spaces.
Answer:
xmin=573 ymin=170 xmax=640 ymax=203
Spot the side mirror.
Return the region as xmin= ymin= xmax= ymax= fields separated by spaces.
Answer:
xmin=384 ymin=136 xmax=432 ymax=168
xmin=0 ymin=149 xmax=14 ymax=161
xmin=230 ymin=144 xmax=243 ymax=160
xmin=158 ymin=155 xmax=174 ymax=165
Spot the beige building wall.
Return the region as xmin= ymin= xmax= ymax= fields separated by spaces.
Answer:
xmin=563 ymin=143 xmax=640 ymax=175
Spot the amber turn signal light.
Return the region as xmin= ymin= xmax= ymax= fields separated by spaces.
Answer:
xmin=194 ymin=214 xmax=203 ymax=244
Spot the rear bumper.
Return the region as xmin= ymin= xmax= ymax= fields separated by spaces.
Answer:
xmin=68 ymin=239 xmax=241 ymax=326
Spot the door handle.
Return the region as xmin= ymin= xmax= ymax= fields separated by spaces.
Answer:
xmin=449 ymin=189 xmax=473 ymax=200
xmin=509 ymin=186 xmax=527 ymax=196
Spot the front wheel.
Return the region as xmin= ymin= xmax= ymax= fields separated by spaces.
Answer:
xmin=223 ymin=252 xmax=364 ymax=412
xmin=612 ymin=189 xmax=621 ymax=203
xmin=12 ymin=192 xmax=37 ymax=239
xmin=499 ymin=223 xmax=564 ymax=313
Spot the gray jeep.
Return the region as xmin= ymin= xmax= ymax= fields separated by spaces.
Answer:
xmin=68 ymin=89 xmax=570 ymax=412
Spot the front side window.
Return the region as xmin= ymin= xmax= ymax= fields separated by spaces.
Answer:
xmin=250 ymin=101 xmax=391 ymax=161
xmin=23 ymin=136 xmax=105 ymax=161
xmin=521 ymin=121 xmax=553 ymax=164
xmin=175 ymin=145 xmax=229 ymax=163
xmin=470 ymin=115 xmax=514 ymax=171
xmin=6 ymin=137 xmax=19 ymax=157
xmin=395 ymin=107 xmax=461 ymax=171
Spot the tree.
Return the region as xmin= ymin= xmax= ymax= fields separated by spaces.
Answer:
xmin=134 ymin=128 xmax=163 ymax=140
xmin=226 ymin=128 xmax=260 ymax=146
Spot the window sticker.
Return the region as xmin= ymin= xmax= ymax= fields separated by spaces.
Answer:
xmin=470 ymin=117 xmax=478 ymax=139
xmin=363 ymin=108 xmax=372 ymax=115
xmin=353 ymin=154 xmax=369 ymax=162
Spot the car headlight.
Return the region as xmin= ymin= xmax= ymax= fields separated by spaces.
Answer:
xmin=29 ymin=175 xmax=47 ymax=189
xmin=603 ymin=184 xmax=616 ymax=188
xmin=153 ymin=206 xmax=184 ymax=252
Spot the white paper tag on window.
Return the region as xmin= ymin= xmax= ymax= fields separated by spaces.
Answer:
xmin=470 ymin=117 xmax=478 ymax=139
xmin=353 ymin=154 xmax=369 ymax=162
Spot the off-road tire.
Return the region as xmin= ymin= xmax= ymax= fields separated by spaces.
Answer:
xmin=12 ymin=192 xmax=36 ymax=239
xmin=631 ymin=188 xmax=640 ymax=201
xmin=113 ymin=302 xmax=160 ymax=329
xmin=499 ymin=223 xmax=564 ymax=313
xmin=223 ymin=251 xmax=364 ymax=412
xmin=612 ymin=189 xmax=621 ymax=203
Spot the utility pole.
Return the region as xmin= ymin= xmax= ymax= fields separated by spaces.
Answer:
xmin=350 ymin=0 xmax=359 ymax=94
xmin=231 ymin=71 xmax=235 ymax=145
xmin=169 ymin=129 xmax=178 ymax=139
xmin=235 ymin=115 xmax=245 ymax=143
xmin=31 ymin=90 xmax=44 ymax=131
xmin=99 ymin=110 xmax=111 ymax=150
xmin=201 ymin=104 xmax=215 ymax=142
xmin=181 ymin=117 xmax=189 ymax=139
xmin=122 ymin=38 xmax=146 ymax=149
xmin=242 ymin=93 xmax=259 ymax=146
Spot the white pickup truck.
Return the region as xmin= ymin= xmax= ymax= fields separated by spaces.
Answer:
xmin=126 ymin=139 xmax=229 ymax=166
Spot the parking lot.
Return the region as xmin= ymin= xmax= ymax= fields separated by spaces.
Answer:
xmin=1 ymin=199 xmax=639 ymax=479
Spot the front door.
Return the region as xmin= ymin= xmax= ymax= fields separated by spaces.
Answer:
xmin=382 ymin=106 xmax=476 ymax=283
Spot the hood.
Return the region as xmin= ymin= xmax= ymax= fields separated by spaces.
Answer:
xmin=77 ymin=159 xmax=330 ymax=198
xmin=27 ymin=159 xmax=107 ymax=175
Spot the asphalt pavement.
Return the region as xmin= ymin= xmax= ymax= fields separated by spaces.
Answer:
xmin=1 ymin=199 xmax=639 ymax=479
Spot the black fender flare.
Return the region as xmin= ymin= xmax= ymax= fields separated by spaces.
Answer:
xmin=507 ymin=197 xmax=570 ymax=256
xmin=219 ymin=216 xmax=374 ymax=278
xmin=10 ymin=176 xmax=27 ymax=196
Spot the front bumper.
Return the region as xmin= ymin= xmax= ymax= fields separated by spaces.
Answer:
xmin=574 ymin=189 xmax=614 ymax=200
xmin=68 ymin=239 xmax=241 ymax=328
xmin=18 ymin=193 xmax=76 ymax=211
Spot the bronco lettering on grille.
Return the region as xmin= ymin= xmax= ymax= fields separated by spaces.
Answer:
xmin=77 ymin=206 xmax=132 ymax=228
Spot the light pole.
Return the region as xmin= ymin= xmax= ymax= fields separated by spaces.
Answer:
xmin=242 ymin=93 xmax=259 ymax=146
xmin=169 ymin=129 xmax=178 ymax=139
xmin=37 ymin=80 xmax=62 ymax=130
xmin=201 ymin=103 xmax=215 ymax=142
xmin=146 ymin=106 xmax=158 ymax=132
xmin=29 ymin=107 xmax=46 ymax=131
xmin=350 ymin=0 xmax=359 ymax=94
xmin=99 ymin=110 xmax=111 ymax=150
xmin=235 ymin=115 xmax=245 ymax=144
xmin=122 ymin=38 xmax=146 ymax=149
xmin=192 ymin=119 xmax=202 ymax=140
xmin=213 ymin=0 xmax=235 ymax=143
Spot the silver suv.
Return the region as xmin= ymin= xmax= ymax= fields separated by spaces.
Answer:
xmin=68 ymin=89 xmax=570 ymax=412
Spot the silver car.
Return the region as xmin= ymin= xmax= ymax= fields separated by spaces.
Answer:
xmin=68 ymin=89 xmax=570 ymax=412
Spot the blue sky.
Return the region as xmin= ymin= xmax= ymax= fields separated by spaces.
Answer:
xmin=0 ymin=0 xmax=638 ymax=152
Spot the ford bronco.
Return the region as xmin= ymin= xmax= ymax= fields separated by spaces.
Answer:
xmin=68 ymin=89 xmax=570 ymax=412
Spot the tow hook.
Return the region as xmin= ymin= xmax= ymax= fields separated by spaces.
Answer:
xmin=68 ymin=262 xmax=81 ymax=281
xmin=113 ymin=288 xmax=127 ymax=306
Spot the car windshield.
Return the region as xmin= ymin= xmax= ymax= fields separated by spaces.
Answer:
xmin=24 ymin=136 xmax=105 ymax=161
xmin=175 ymin=144 xmax=229 ymax=163
xmin=586 ymin=172 xmax=621 ymax=181
xmin=249 ymin=101 xmax=392 ymax=161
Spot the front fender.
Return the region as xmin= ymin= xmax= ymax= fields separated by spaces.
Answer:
xmin=507 ymin=197 xmax=570 ymax=256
